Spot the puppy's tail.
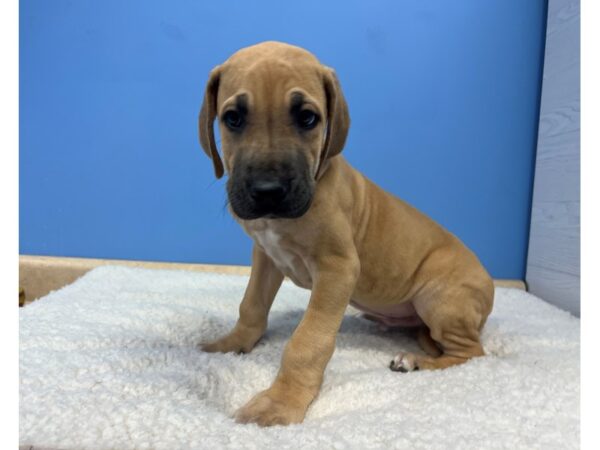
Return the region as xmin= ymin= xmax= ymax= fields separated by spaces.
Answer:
xmin=417 ymin=326 xmax=442 ymax=357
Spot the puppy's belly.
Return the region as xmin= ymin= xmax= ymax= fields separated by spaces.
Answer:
xmin=349 ymin=299 xmax=423 ymax=327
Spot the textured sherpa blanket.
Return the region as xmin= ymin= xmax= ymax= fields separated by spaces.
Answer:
xmin=20 ymin=266 xmax=579 ymax=450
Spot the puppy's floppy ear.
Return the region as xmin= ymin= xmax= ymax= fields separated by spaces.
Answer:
xmin=199 ymin=65 xmax=225 ymax=179
xmin=316 ymin=67 xmax=350 ymax=178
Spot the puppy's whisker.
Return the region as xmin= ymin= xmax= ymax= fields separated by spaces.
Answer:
xmin=221 ymin=198 xmax=231 ymax=217
xmin=205 ymin=178 xmax=220 ymax=189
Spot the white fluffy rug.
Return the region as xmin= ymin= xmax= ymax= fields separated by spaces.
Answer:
xmin=20 ymin=266 xmax=580 ymax=450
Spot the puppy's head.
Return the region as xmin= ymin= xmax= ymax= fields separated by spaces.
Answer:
xmin=199 ymin=41 xmax=350 ymax=220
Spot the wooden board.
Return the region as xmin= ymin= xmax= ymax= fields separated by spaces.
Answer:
xmin=526 ymin=0 xmax=580 ymax=315
xmin=19 ymin=254 xmax=525 ymax=305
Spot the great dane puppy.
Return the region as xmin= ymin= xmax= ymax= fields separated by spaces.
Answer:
xmin=199 ymin=41 xmax=494 ymax=426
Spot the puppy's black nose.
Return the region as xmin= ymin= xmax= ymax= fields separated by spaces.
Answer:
xmin=249 ymin=179 xmax=289 ymax=203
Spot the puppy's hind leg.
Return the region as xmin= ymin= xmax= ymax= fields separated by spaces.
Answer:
xmin=390 ymin=322 xmax=484 ymax=372
xmin=417 ymin=326 xmax=442 ymax=357
xmin=390 ymin=288 xmax=492 ymax=372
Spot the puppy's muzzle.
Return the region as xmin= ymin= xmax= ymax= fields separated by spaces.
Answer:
xmin=227 ymin=152 xmax=314 ymax=220
xmin=249 ymin=177 xmax=290 ymax=206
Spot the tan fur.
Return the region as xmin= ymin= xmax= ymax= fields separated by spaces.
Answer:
xmin=198 ymin=41 xmax=494 ymax=426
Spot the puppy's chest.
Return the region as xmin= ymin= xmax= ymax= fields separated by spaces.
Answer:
xmin=248 ymin=228 xmax=313 ymax=289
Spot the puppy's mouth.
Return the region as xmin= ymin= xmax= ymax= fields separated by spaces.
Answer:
xmin=228 ymin=192 xmax=313 ymax=220
xmin=226 ymin=151 xmax=314 ymax=220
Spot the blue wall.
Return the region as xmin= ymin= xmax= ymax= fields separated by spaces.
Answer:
xmin=20 ymin=0 xmax=547 ymax=279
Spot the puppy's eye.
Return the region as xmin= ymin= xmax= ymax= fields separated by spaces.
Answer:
xmin=223 ymin=110 xmax=244 ymax=130
xmin=297 ymin=110 xmax=319 ymax=130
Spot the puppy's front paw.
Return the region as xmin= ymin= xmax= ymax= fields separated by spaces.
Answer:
xmin=389 ymin=352 xmax=419 ymax=373
xmin=199 ymin=338 xmax=241 ymax=354
xmin=234 ymin=389 xmax=306 ymax=427
xmin=200 ymin=331 xmax=258 ymax=354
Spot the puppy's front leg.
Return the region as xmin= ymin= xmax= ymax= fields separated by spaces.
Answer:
xmin=235 ymin=252 xmax=360 ymax=426
xmin=201 ymin=245 xmax=284 ymax=354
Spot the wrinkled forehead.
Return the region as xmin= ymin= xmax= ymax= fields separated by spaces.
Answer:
xmin=217 ymin=58 xmax=326 ymax=113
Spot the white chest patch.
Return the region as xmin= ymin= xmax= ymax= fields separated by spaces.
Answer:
xmin=250 ymin=227 xmax=312 ymax=288
xmin=253 ymin=229 xmax=295 ymax=270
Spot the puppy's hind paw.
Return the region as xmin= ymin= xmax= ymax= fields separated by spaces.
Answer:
xmin=389 ymin=352 xmax=419 ymax=373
